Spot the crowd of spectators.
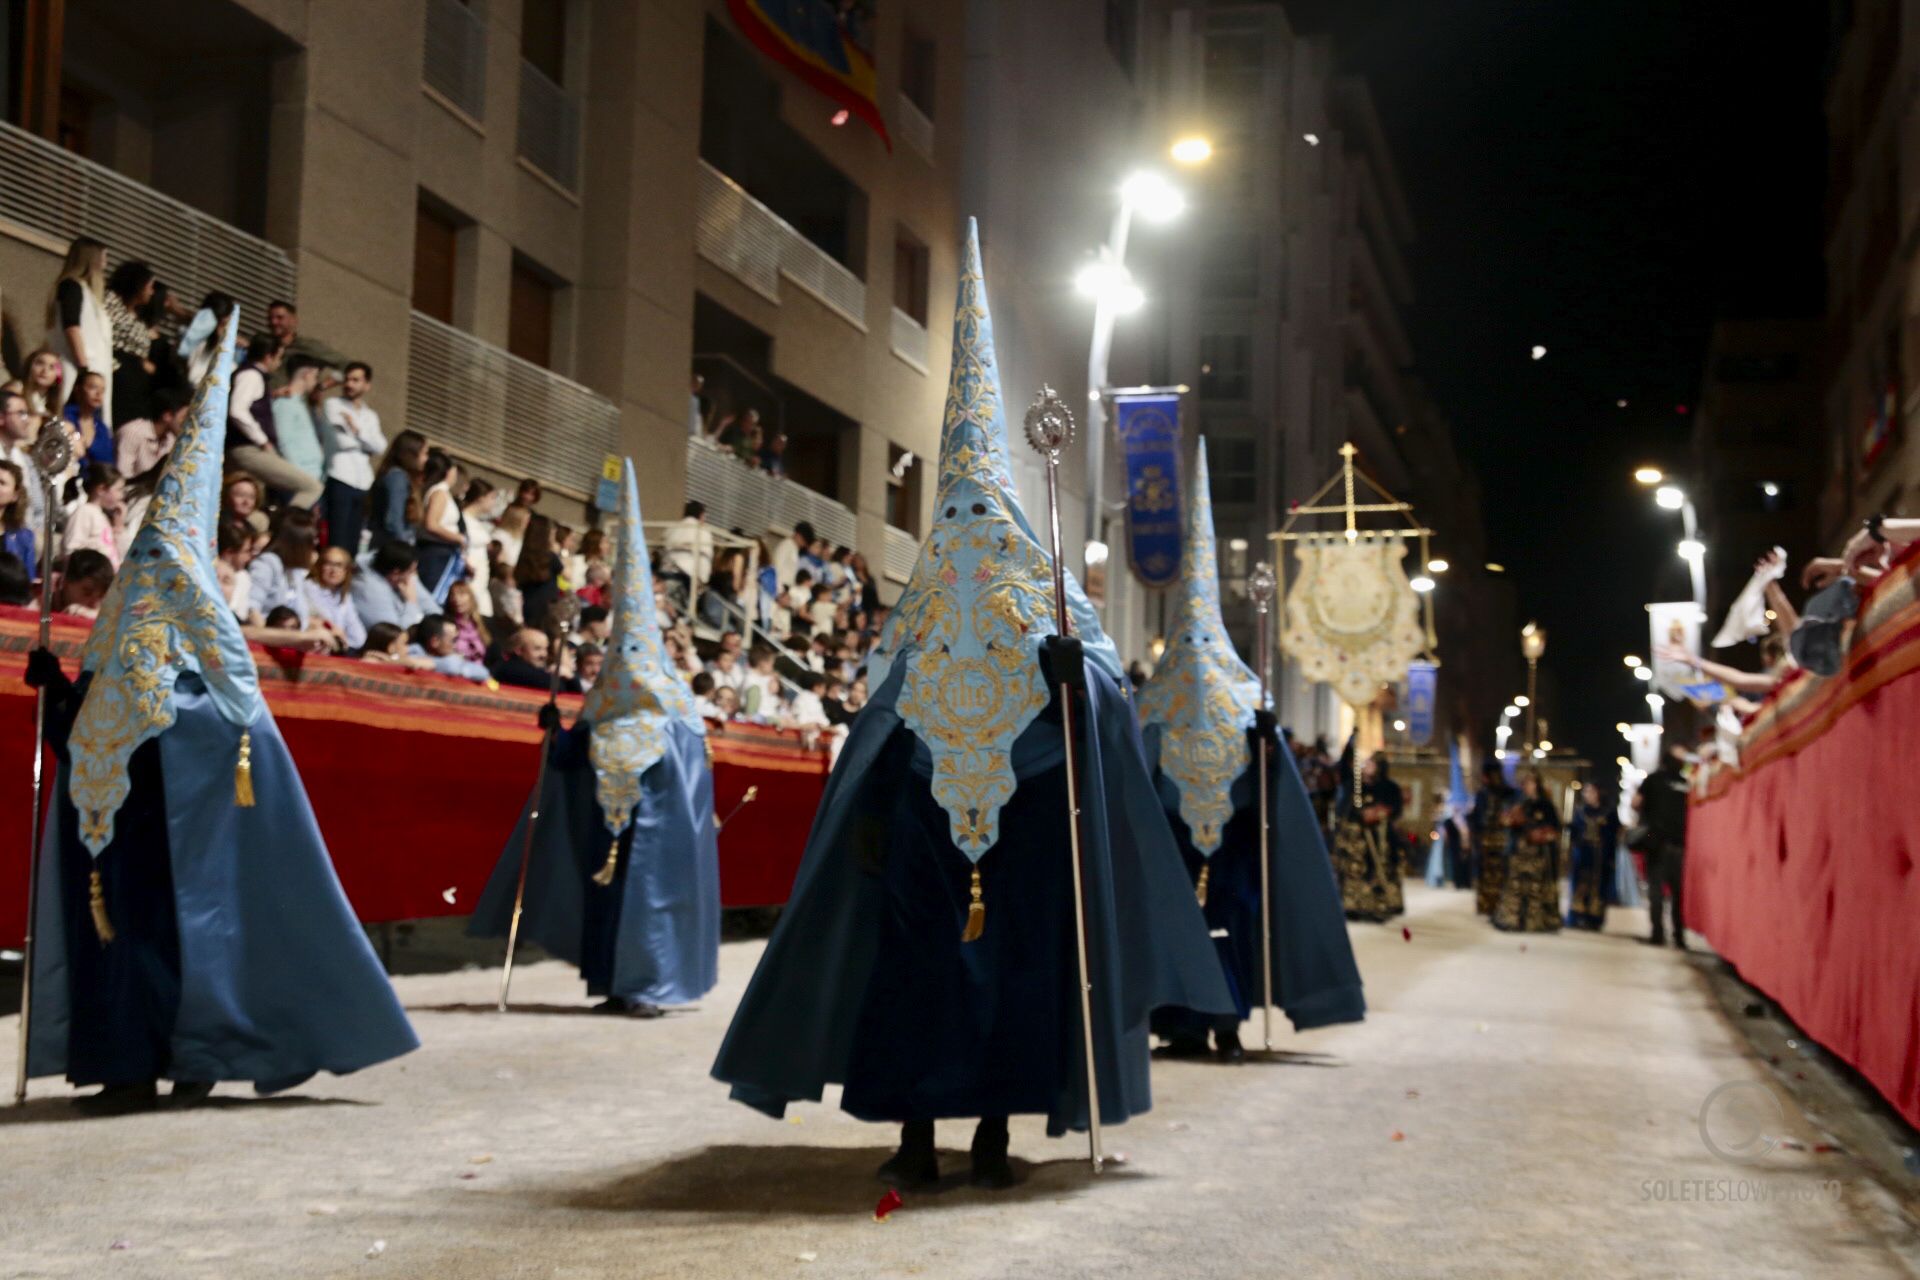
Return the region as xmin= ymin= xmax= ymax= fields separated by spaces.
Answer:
xmin=689 ymin=373 xmax=790 ymax=479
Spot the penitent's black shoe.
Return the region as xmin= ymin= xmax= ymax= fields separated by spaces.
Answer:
xmin=969 ymin=1116 xmax=1015 ymax=1190
xmin=73 ymin=1082 xmax=159 ymax=1116
xmin=877 ymin=1119 xmax=939 ymax=1188
xmin=168 ymin=1081 xmax=215 ymax=1108
xmin=1158 ymin=1036 xmax=1210 ymax=1059
xmin=1214 ymin=1028 xmax=1245 ymax=1063
xmin=594 ymin=997 xmax=665 ymax=1019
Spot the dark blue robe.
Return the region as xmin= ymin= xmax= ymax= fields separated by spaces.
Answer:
xmin=710 ymin=664 xmax=1233 ymax=1135
xmin=28 ymin=673 xmax=419 ymax=1089
xmin=469 ymin=718 xmax=719 ymax=1007
xmin=1143 ymin=731 xmax=1365 ymax=1042
xmin=1565 ymin=804 xmax=1620 ymax=931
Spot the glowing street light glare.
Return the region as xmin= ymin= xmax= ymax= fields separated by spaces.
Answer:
xmin=1655 ymin=485 xmax=1686 ymax=510
xmin=1485 ymin=562 xmax=1506 ymax=573
xmin=1633 ymin=466 xmax=1664 ymax=486
xmin=1538 ymin=740 xmax=1554 ymax=752
xmin=1112 ymin=281 xmax=1146 ymax=313
xmin=1227 ymin=537 xmax=1249 ymax=552
xmin=1302 ymin=132 xmax=1321 ymax=146
xmin=1532 ymin=748 xmax=1547 ymax=759
xmin=1633 ymin=665 xmax=1653 ymax=681
xmin=1677 ymin=538 xmax=1706 ymax=563
xmin=1503 ymin=706 xmax=1519 ymax=719
xmin=1761 ymin=480 xmax=1781 ymax=498
xmin=1392 ymin=719 xmax=1408 ymax=732
xmin=1615 ymin=755 xmax=1630 ymax=767
xmin=1622 ymin=655 xmax=1642 ymax=668
xmin=1530 ymin=345 xmax=1548 ymax=361
xmin=1513 ymin=695 xmax=1531 ymax=707
xmin=1425 ymin=558 xmax=1450 ymax=573
xmin=1121 ymin=170 xmax=1186 ymax=223
xmin=1614 ymin=722 xmax=1631 ymax=735
xmin=1410 ymin=574 xmax=1435 ymax=593
xmin=1169 ymin=135 xmax=1214 ymax=166
xmin=1646 ymin=693 xmax=1665 ymax=710
xmin=1084 ymin=539 xmax=1111 ymax=568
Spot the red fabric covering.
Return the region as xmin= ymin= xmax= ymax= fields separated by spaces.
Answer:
xmin=1686 ymin=545 xmax=1920 ymax=1129
xmin=0 ymin=607 xmax=825 ymax=946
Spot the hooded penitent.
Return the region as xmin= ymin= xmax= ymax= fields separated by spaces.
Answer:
xmin=468 ymin=460 xmax=719 ymax=1007
xmin=1138 ymin=440 xmax=1365 ymax=1034
xmin=711 ymin=219 xmax=1231 ymax=1133
xmin=29 ymin=315 xmax=418 ymax=1089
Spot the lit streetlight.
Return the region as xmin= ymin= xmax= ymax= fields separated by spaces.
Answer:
xmin=1655 ymin=485 xmax=1687 ymax=510
xmin=1410 ymin=574 xmax=1435 ymax=593
xmin=1622 ymin=655 xmax=1641 ymax=668
xmin=1633 ymin=466 xmax=1664 ymax=486
xmin=1169 ymin=135 xmax=1214 ymax=166
xmin=1520 ymin=623 xmax=1547 ymax=750
xmin=1426 ymin=558 xmax=1449 ymax=573
xmin=1513 ymin=695 xmax=1531 ymax=708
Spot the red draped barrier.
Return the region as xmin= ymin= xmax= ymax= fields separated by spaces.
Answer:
xmin=0 ymin=606 xmax=825 ymax=946
xmin=1685 ymin=546 xmax=1920 ymax=1130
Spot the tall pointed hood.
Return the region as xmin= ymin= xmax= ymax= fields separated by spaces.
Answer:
xmin=871 ymin=217 xmax=1120 ymax=859
xmin=69 ymin=313 xmax=259 ymax=855
xmin=1137 ymin=438 xmax=1262 ymax=854
xmin=580 ymin=458 xmax=702 ymax=838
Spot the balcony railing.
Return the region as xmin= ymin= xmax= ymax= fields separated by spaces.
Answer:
xmin=695 ymin=160 xmax=866 ymax=330
xmin=883 ymin=523 xmax=919 ymax=584
xmin=0 ymin=119 xmax=296 ymax=336
xmin=406 ymin=311 xmax=620 ymax=501
xmin=423 ymin=0 xmax=488 ymax=122
xmin=685 ymin=435 xmax=856 ymax=549
xmin=889 ymin=306 xmax=929 ymax=372
xmin=517 ymin=60 xmax=581 ymax=193
xmin=897 ymin=94 xmax=934 ymax=160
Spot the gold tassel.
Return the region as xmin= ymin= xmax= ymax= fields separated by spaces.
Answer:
xmin=234 ymin=731 xmax=255 ymax=808
xmin=590 ymin=838 xmax=620 ymax=887
xmin=960 ymin=866 xmax=985 ymax=942
xmin=1195 ymin=863 xmax=1211 ymax=909
xmin=89 ymin=869 xmax=116 ymax=943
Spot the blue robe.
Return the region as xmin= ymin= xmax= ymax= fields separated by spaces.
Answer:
xmin=469 ymin=718 xmax=719 ymax=1007
xmin=710 ymin=664 xmax=1233 ymax=1135
xmin=1565 ymin=804 xmax=1621 ymax=931
xmin=28 ymin=674 xmax=419 ymax=1089
xmin=1143 ymin=732 xmax=1365 ymax=1042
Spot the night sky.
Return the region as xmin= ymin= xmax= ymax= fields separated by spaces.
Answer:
xmin=1288 ymin=0 xmax=1829 ymax=758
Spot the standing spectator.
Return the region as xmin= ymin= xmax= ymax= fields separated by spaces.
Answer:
xmin=103 ymin=259 xmax=160 ymax=424
xmin=1 ymin=390 xmax=45 ymax=538
xmin=699 ymin=558 xmax=740 ymax=630
xmin=787 ymin=671 xmax=831 ymax=728
xmin=270 ymin=355 xmax=328 ymax=494
xmin=352 ymin=540 xmax=426 ymax=632
xmin=115 ymin=384 xmax=192 ymax=480
xmin=553 ymin=523 xmax=583 ymax=589
xmin=689 ymin=373 xmax=707 ymax=435
xmin=772 ymin=521 xmax=813 ymax=590
xmin=301 ymin=545 xmax=368 ymax=651
xmin=22 ymin=348 xmax=66 ymax=430
xmin=66 ymin=462 xmax=127 ymax=568
xmin=712 ymin=685 xmax=741 ymax=718
xmin=319 ymin=361 xmax=386 ymax=553
xmin=216 ymin=518 xmax=261 ymax=624
xmin=460 ymin=478 xmax=500 ymax=614
xmin=249 ymin=507 xmax=320 ymax=621
xmin=45 ymin=235 xmax=112 ymax=409
xmin=0 ymin=459 xmax=34 ymax=576
xmin=1635 ymin=743 xmax=1692 ymax=949
xmin=58 ymin=547 xmax=115 ymax=616
xmin=514 ymin=513 xmax=563 ymax=629
xmin=488 ymin=539 xmax=523 ymax=627
xmin=808 ymin=582 xmax=836 ymax=634
xmin=415 ymin=448 xmax=468 ymax=603
xmin=63 ymin=370 xmax=115 ymax=467
xmin=492 ymin=477 xmax=542 ymax=568
xmin=367 ymin=429 xmax=427 ymax=550
xmin=847 ymin=551 xmax=882 ymax=614
xmin=664 ymin=500 xmax=714 ymax=605
xmin=263 ymin=300 xmax=349 ymax=387
xmin=228 ymin=332 xmax=324 ymax=509
xmin=177 ymin=291 xmax=237 ymax=386
xmin=445 ymin=580 xmax=492 ymax=664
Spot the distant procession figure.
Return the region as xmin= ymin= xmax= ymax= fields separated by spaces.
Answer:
xmin=21 ymin=315 xmax=418 ymax=1114
xmin=1564 ymin=782 xmax=1621 ymax=931
xmin=1470 ymin=759 xmax=1516 ymax=915
xmin=1492 ymin=769 xmax=1562 ymax=933
xmin=469 ymin=460 xmax=721 ymax=1016
xmin=711 ymin=221 xmax=1232 ymax=1190
xmin=1331 ymin=743 xmax=1405 ymax=922
xmin=1137 ymin=440 xmax=1365 ymax=1060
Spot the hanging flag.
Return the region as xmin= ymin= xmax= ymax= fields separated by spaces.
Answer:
xmin=727 ymin=0 xmax=890 ymax=149
xmin=1113 ymin=392 xmax=1185 ymax=589
xmin=1405 ymin=661 xmax=1437 ymax=747
xmin=1648 ymin=601 xmax=1725 ymax=706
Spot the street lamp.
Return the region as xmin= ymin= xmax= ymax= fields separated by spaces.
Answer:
xmin=1410 ymin=573 xmax=1435 ymax=593
xmin=1622 ymin=655 xmax=1641 ymax=668
xmin=1520 ymin=622 xmax=1547 ymax=750
xmin=1425 ymin=558 xmax=1450 ymax=573
xmin=1636 ymin=469 xmax=1706 ymax=611
xmin=1634 ymin=466 xmax=1664 ymax=486
xmin=1512 ymin=695 xmax=1530 ymax=708
xmin=1170 ymin=135 xmax=1214 ymax=166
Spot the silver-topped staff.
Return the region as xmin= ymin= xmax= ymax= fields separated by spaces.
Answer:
xmin=1247 ymin=561 xmax=1277 ymax=1053
xmin=1023 ymin=385 xmax=1104 ymax=1175
xmin=15 ymin=424 xmax=74 ymax=1104
xmin=497 ymin=594 xmax=580 ymax=1012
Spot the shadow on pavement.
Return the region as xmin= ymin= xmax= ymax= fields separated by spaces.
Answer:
xmin=0 ymin=1092 xmax=370 ymax=1126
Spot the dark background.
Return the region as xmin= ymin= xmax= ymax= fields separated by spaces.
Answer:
xmin=1288 ymin=0 xmax=1830 ymax=758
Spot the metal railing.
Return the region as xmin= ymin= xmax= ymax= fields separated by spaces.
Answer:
xmin=0 ymin=118 xmax=295 ymax=336
xmin=684 ymin=435 xmax=857 ymax=548
xmin=406 ymin=310 xmax=620 ymax=500
xmin=883 ymin=523 xmax=919 ymax=583
xmin=694 ymin=160 xmax=867 ymax=330
xmin=517 ymin=59 xmax=581 ymax=192
xmin=888 ymin=306 xmax=929 ymax=372
xmin=424 ymin=0 xmax=488 ymax=122
xmin=897 ymin=94 xmax=935 ymax=160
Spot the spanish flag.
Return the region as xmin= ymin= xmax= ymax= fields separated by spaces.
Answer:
xmin=727 ymin=0 xmax=891 ymax=150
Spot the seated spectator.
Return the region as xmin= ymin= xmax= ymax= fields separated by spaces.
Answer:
xmin=216 ymin=518 xmax=261 ymax=624
xmin=698 ymin=562 xmax=738 ymax=630
xmin=0 ymin=459 xmax=35 ymax=575
xmin=368 ymin=429 xmax=427 ymax=551
xmin=808 ymin=582 xmax=836 ymax=634
xmin=712 ymin=684 xmax=741 ymax=719
xmin=222 ymin=472 xmax=269 ymax=536
xmin=708 ymin=647 xmax=747 ymax=693
xmin=787 ymin=671 xmax=831 ymax=729
xmin=742 ymin=645 xmax=781 ymax=718
xmin=245 ymin=603 xmax=339 ymax=655
xmin=227 ymin=332 xmax=323 ymax=509
xmin=357 ymin=620 xmax=432 ymax=668
xmin=320 ymin=361 xmax=385 ymax=554
xmin=63 ymin=370 xmax=115 ymax=468
xmin=114 ymin=384 xmax=192 ymax=480
xmin=303 ymin=546 xmax=369 ymax=651
xmin=353 ymin=540 xmax=426 ymax=632
xmin=575 ymin=642 xmax=604 ymax=692
xmin=492 ymin=626 xmax=581 ymax=693
xmin=250 ymin=506 xmax=319 ymax=622
xmin=759 ymin=430 xmax=788 ymax=477
xmin=59 ymin=548 xmax=114 ymax=617
xmin=822 ymin=676 xmax=853 ymax=726
xmin=66 ymin=462 xmax=127 ymax=569
xmin=577 ymin=561 xmax=611 ymax=609
xmin=445 ymin=580 xmax=492 ymax=664
xmin=0 ymin=548 xmax=29 ymax=605
xmin=22 ymin=347 xmax=66 ymax=430
xmin=410 ymin=613 xmax=492 ymax=683
xmin=691 ymin=671 xmax=722 ymax=720
xmin=263 ymin=604 xmax=304 ymax=631
xmin=269 ymin=354 xmax=328 ymax=495
xmin=576 ymin=604 xmax=611 ymax=647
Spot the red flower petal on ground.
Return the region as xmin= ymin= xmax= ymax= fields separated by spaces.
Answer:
xmin=1390 ymin=1130 xmax=1406 ymax=1142
xmin=873 ymin=1189 xmax=903 ymax=1222
xmin=1401 ymin=927 xmax=1411 ymax=941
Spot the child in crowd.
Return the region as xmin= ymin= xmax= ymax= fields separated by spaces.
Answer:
xmin=574 ymin=642 xmax=603 ymax=692
xmin=742 ymin=645 xmax=781 ymax=719
xmin=691 ymin=671 xmax=722 ymax=720
xmin=66 ymin=462 xmax=126 ymax=568
xmin=58 ymin=548 xmax=114 ymax=617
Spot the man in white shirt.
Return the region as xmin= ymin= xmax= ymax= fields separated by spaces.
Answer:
xmin=771 ymin=520 xmax=814 ymax=590
xmin=114 ymin=385 xmax=193 ymax=480
xmin=663 ymin=500 xmax=715 ymax=605
xmin=1 ymin=391 xmax=45 ymax=536
xmin=320 ymin=361 xmax=386 ymax=553
xmin=228 ymin=333 xmax=324 ymax=509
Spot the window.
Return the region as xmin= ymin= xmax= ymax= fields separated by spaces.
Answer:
xmin=1198 ymin=231 xmax=1258 ymax=299
xmin=1198 ymin=332 xmax=1252 ymax=401
xmin=521 ymin=0 xmax=566 ymax=83
xmin=508 ymin=257 xmax=558 ymax=369
xmin=412 ymin=199 xmax=460 ymax=324
xmin=1210 ymin=434 xmax=1258 ymax=507
xmin=887 ymin=443 xmax=921 ymax=535
xmin=1104 ymin=0 xmax=1137 ymax=78
xmin=901 ymin=29 xmax=936 ymax=117
xmin=893 ymin=227 xmax=929 ymax=325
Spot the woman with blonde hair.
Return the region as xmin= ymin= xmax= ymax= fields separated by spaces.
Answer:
xmin=45 ymin=235 xmax=112 ymax=409
xmin=22 ymin=347 xmax=67 ymax=427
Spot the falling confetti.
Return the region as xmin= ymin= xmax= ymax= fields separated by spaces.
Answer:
xmin=873 ymin=1189 xmax=903 ymax=1222
xmin=798 ymin=1253 xmax=818 ymax=1264
xmin=469 ymin=1154 xmax=493 ymax=1165
xmin=458 ymin=1172 xmax=479 ymax=1181
xmin=787 ymin=1116 xmax=805 ymax=1125
xmin=1390 ymin=1131 xmax=1406 ymax=1142
xmin=442 ymin=887 xmax=458 ymax=905
xmin=366 ymin=1240 xmax=387 ymax=1259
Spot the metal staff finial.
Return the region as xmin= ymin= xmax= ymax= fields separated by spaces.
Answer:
xmin=497 ymin=601 xmax=579 ymax=1013
xmin=1021 ymin=384 xmax=1103 ymax=1175
xmin=1247 ymin=560 xmax=1277 ymax=1052
xmin=16 ymin=424 xmax=75 ymax=1104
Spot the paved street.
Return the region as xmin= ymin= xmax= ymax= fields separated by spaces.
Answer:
xmin=3 ymin=886 xmax=1913 ymax=1280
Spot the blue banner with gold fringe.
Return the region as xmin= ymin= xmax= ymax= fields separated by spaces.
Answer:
xmin=1114 ymin=393 xmax=1185 ymax=588
xmin=1406 ymin=660 xmax=1437 ymax=747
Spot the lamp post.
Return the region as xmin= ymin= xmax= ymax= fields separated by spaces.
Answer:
xmin=1520 ymin=622 xmax=1547 ymax=750
xmin=1635 ymin=468 xmax=1706 ymax=612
